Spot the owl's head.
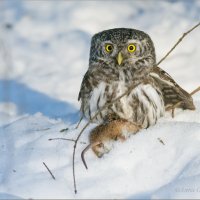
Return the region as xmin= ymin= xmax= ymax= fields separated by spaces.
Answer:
xmin=89 ymin=28 xmax=156 ymax=70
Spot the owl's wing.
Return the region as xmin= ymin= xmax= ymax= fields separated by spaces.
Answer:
xmin=150 ymin=66 xmax=195 ymax=111
xmin=78 ymin=70 xmax=90 ymax=101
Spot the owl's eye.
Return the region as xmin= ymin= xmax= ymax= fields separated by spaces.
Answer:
xmin=105 ymin=44 xmax=113 ymax=53
xmin=127 ymin=44 xmax=136 ymax=53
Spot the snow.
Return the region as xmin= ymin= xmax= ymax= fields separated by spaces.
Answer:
xmin=0 ymin=0 xmax=200 ymax=199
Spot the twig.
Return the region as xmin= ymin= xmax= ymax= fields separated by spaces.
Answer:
xmin=75 ymin=115 xmax=83 ymax=129
xmin=49 ymin=137 xmax=76 ymax=142
xmin=190 ymin=86 xmax=200 ymax=96
xmin=43 ymin=162 xmax=56 ymax=180
xmin=72 ymin=22 xmax=200 ymax=194
xmin=171 ymin=101 xmax=183 ymax=118
xmin=60 ymin=114 xmax=83 ymax=132
xmin=157 ymin=22 xmax=200 ymax=66
xmin=48 ymin=137 xmax=86 ymax=144
xmin=157 ymin=138 xmax=165 ymax=145
xmin=60 ymin=128 xmax=69 ymax=132
xmin=170 ymin=85 xmax=200 ymax=118
xmin=35 ymin=128 xmax=50 ymax=131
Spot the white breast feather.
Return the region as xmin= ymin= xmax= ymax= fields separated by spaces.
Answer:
xmin=133 ymin=84 xmax=164 ymax=126
xmin=112 ymin=72 xmax=133 ymax=119
xmin=89 ymin=82 xmax=107 ymax=119
xmin=87 ymin=73 xmax=164 ymax=127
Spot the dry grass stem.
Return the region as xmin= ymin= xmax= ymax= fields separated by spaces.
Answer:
xmin=43 ymin=162 xmax=56 ymax=180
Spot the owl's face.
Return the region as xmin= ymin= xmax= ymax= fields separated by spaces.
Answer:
xmin=89 ymin=28 xmax=156 ymax=70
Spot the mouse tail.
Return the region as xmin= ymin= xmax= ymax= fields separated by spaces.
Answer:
xmin=81 ymin=142 xmax=100 ymax=170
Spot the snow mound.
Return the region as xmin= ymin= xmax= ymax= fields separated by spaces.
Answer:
xmin=0 ymin=102 xmax=200 ymax=199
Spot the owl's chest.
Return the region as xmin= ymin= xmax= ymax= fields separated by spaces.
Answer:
xmin=91 ymin=71 xmax=131 ymax=103
xmin=88 ymin=72 xmax=164 ymax=127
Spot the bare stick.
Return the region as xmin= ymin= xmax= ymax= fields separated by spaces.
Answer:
xmin=75 ymin=115 xmax=83 ymax=129
xmin=60 ymin=114 xmax=83 ymax=132
xmin=72 ymin=22 xmax=200 ymax=194
xmin=157 ymin=22 xmax=200 ymax=66
xmin=49 ymin=137 xmax=75 ymax=142
xmin=170 ymin=86 xmax=200 ymax=118
xmin=43 ymin=162 xmax=56 ymax=180
xmin=190 ymin=86 xmax=200 ymax=96
xmin=157 ymin=138 xmax=165 ymax=145
xmin=48 ymin=137 xmax=86 ymax=144
xmin=60 ymin=128 xmax=69 ymax=132
xmin=35 ymin=128 xmax=50 ymax=131
xmin=171 ymin=101 xmax=183 ymax=118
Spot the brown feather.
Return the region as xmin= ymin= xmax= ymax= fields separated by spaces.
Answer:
xmin=150 ymin=66 xmax=195 ymax=111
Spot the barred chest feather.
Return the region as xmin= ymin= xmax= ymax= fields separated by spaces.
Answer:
xmin=83 ymin=71 xmax=165 ymax=128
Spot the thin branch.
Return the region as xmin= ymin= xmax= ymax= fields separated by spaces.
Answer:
xmin=35 ymin=128 xmax=50 ymax=131
xmin=157 ymin=138 xmax=165 ymax=145
xmin=72 ymin=22 xmax=200 ymax=194
xmin=60 ymin=128 xmax=69 ymax=132
xmin=60 ymin=114 xmax=83 ymax=132
xmin=48 ymin=137 xmax=86 ymax=144
xmin=171 ymin=101 xmax=183 ymax=118
xmin=190 ymin=86 xmax=200 ymax=96
xmin=170 ymin=85 xmax=200 ymax=118
xmin=157 ymin=22 xmax=200 ymax=66
xmin=49 ymin=137 xmax=76 ymax=142
xmin=75 ymin=115 xmax=83 ymax=129
xmin=43 ymin=162 xmax=56 ymax=180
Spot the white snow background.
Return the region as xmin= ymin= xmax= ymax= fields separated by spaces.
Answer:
xmin=0 ymin=0 xmax=200 ymax=199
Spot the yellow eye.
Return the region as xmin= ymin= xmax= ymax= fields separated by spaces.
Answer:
xmin=105 ymin=44 xmax=113 ymax=52
xmin=127 ymin=44 xmax=136 ymax=53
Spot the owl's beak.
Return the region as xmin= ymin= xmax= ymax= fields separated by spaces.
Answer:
xmin=117 ymin=52 xmax=123 ymax=65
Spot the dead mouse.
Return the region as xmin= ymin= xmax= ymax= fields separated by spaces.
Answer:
xmin=81 ymin=119 xmax=142 ymax=169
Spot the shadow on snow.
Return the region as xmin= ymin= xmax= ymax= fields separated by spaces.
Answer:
xmin=0 ymin=79 xmax=79 ymax=123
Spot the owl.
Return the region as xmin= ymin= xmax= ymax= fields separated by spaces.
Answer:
xmin=78 ymin=28 xmax=195 ymax=129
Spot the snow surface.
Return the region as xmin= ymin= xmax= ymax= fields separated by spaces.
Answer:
xmin=0 ymin=0 xmax=200 ymax=199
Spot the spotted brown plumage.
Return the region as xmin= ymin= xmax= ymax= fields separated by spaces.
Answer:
xmin=78 ymin=28 xmax=195 ymax=129
xmin=150 ymin=66 xmax=195 ymax=111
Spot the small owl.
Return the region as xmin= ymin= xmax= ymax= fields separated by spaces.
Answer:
xmin=78 ymin=28 xmax=195 ymax=128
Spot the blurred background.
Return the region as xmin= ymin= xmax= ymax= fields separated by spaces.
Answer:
xmin=0 ymin=0 xmax=200 ymax=125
